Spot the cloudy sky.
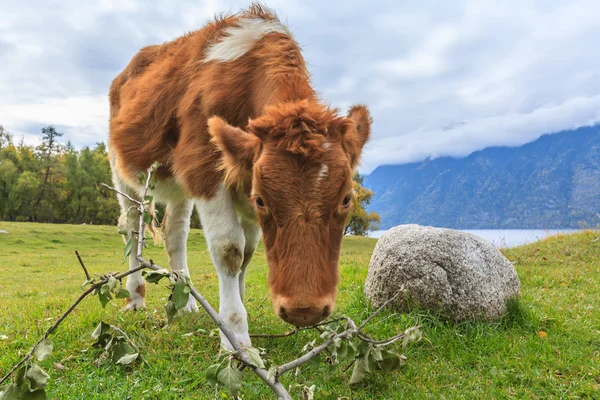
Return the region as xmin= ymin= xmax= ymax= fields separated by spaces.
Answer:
xmin=2 ymin=0 xmax=600 ymax=173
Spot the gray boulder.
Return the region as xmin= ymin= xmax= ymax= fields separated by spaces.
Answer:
xmin=365 ymin=225 xmax=521 ymax=321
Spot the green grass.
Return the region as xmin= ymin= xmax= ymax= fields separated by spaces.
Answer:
xmin=0 ymin=222 xmax=599 ymax=399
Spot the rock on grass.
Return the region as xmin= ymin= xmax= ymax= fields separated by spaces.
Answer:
xmin=365 ymin=224 xmax=521 ymax=321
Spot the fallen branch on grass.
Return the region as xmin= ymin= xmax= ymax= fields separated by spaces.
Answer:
xmin=0 ymin=263 xmax=150 ymax=387
xmin=2 ymin=164 xmax=422 ymax=400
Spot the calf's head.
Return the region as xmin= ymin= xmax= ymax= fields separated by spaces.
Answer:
xmin=208 ymin=101 xmax=371 ymax=326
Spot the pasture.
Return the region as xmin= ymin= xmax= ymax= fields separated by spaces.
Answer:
xmin=1 ymin=222 xmax=599 ymax=399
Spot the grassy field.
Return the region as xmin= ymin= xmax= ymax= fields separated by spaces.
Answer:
xmin=0 ymin=222 xmax=599 ymax=399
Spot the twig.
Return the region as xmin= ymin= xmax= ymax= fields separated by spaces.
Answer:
xmin=250 ymin=317 xmax=346 ymax=339
xmin=276 ymin=328 xmax=353 ymax=377
xmin=0 ymin=265 xmax=149 ymax=386
xmin=109 ymin=324 xmax=139 ymax=354
xmin=257 ymin=295 xmax=268 ymax=310
xmin=101 ymin=183 xmax=141 ymax=205
xmin=342 ymin=359 xmax=355 ymax=373
xmin=357 ymin=286 xmax=404 ymax=332
xmin=75 ymin=250 xmax=91 ymax=281
xmin=250 ymin=330 xmax=298 ymax=339
xmin=136 ymin=167 xmax=154 ymax=262
xmin=187 ymin=287 xmax=292 ymax=399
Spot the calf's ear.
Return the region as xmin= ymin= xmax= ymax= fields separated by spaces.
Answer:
xmin=208 ymin=117 xmax=262 ymax=188
xmin=342 ymin=104 xmax=372 ymax=168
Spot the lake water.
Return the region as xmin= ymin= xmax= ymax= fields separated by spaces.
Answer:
xmin=368 ymin=228 xmax=581 ymax=248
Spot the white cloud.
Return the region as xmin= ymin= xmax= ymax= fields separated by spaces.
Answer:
xmin=360 ymin=94 xmax=600 ymax=173
xmin=1 ymin=1 xmax=600 ymax=174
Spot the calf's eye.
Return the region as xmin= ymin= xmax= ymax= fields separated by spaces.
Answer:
xmin=256 ymin=197 xmax=265 ymax=208
xmin=342 ymin=194 xmax=352 ymax=207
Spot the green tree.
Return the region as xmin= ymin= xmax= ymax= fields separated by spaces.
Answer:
xmin=345 ymin=173 xmax=380 ymax=236
xmin=0 ymin=125 xmax=12 ymax=150
xmin=33 ymin=126 xmax=64 ymax=221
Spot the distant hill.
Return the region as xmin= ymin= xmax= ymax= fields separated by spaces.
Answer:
xmin=363 ymin=125 xmax=600 ymax=229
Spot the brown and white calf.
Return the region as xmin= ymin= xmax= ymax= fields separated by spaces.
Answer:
xmin=108 ymin=4 xmax=371 ymax=349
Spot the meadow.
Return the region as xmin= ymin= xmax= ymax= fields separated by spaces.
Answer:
xmin=0 ymin=222 xmax=599 ymax=399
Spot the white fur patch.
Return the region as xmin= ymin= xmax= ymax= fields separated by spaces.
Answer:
xmin=203 ymin=18 xmax=289 ymax=62
xmin=317 ymin=164 xmax=329 ymax=184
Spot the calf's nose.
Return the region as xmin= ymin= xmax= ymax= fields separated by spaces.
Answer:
xmin=278 ymin=305 xmax=331 ymax=327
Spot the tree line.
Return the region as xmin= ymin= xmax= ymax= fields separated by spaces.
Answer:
xmin=0 ymin=125 xmax=379 ymax=234
xmin=0 ymin=125 xmax=120 ymax=225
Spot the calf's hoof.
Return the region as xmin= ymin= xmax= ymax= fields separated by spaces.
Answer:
xmin=182 ymin=296 xmax=199 ymax=312
xmin=124 ymin=297 xmax=146 ymax=311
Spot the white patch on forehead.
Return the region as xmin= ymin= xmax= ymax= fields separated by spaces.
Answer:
xmin=321 ymin=142 xmax=331 ymax=151
xmin=203 ymin=18 xmax=289 ymax=62
xmin=316 ymin=163 xmax=329 ymax=185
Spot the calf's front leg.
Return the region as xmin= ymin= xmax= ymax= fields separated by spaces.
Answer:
xmin=196 ymin=186 xmax=251 ymax=350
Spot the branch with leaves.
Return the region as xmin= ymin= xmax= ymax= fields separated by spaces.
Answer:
xmin=1 ymin=163 xmax=423 ymax=400
xmin=0 ymin=257 xmax=146 ymax=398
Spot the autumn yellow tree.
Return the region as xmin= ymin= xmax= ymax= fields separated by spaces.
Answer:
xmin=345 ymin=173 xmax=380 ymax=236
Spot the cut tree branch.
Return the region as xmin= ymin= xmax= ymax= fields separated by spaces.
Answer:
xmin=102 ymin=165 xmax=418 ymax=399
xmin=0 ymin=264 xmax=150 ymax=386
xmin=3 ymin=165 xmax=420 ymax=400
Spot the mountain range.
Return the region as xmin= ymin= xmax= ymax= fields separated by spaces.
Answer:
xmin=363 ymin=125 xmax=600 ymax=229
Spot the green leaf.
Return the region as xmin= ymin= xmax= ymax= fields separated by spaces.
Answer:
xmin=92 ymin=322 xmax=110 ymax=340
xmin=302 ymin=339 xmax=316 ymax=353
xmin=337 ymin=340 xmax=349 ymax=360
xmin=116 ymin=352 xmax=138 ymax=366
xmin=98 ymin=289 xmax=112 ymax=308
xmin=25 ymin=364 xmax=50 ymax=390
xmin=403 ymin=326 xmax=423 ymax=349
xmin=34 ymin=339 xmax=53 ymax=362
xmin=355 ymin=340 xmax=370 ymax=357
xmin=217 ymin=366 xmax=243 ymax=396
xmin=365 ymin=351 xmax=378 ymax=374
xmin=349 ymin=358 xmax=367 ymax=385
xmin=151 ymin=161 xmax=161 ymax=169
xmin=0 ymin=384 xmax=19 ymax=400
xmin=304 ymin=384 xmax=316 ymax=400
xmin=164 ymin=301 xmax=177 ymax=324
xmin=21 ymin=390 xmax=46 ymax=400
xmin=107 ymin=276 xmax=118 ymax=291
xmin=244 ymin=347 xmax=265 ymax=369
xmin=172 ymin=280 xmax=189 ymax=311
xmin=142 ymin=269 xmax=170 ymax=284
xmin=149 ymin=174 xmax=158 ymax=190
xmin=143 ymin=195 xmax=153 ymax=205
xmin=307 ymin=353 xmax=320 ymax=368
xmin=100 ymin=282 xmax=110 ymax=294
xmin=14 ymin=364 xmax=26 ymax=387
xmin=324 ymin=362 xmax=337 ymax=379
xmin=333 ymin=338 xmax=342 ymax=348
xmin=122 ymin=237 xmax=132 ymax=264
xmin=81 ymin=278 xmax=94 ymax=287
xmin=143 ymin=211 xmax=151 ymax=225
xmin=115 ymin=287 xmax=130 ymax=299
xmin=378 ymin=350 xmax=401 ymax=373
xmin=267 ymin=366 xmax=277 ymax=381
xmin=371 ymin=346 xmax=383 ymax=361
xmin=205 ymin=364 xmax=221 ymax=387
xmin=110 ymin=342 xmax=136 ymax=364
xmin=320 ymin=330 xmax=334 ymax=340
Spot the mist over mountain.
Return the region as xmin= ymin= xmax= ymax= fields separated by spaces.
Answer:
xmin=363 ymin=125 xmax=600 ymax=229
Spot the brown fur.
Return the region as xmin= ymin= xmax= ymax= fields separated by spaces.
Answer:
xmin=110 ymin=4 xmax=371 ymax=323
xmin=126 ymin=285 xmax=146 ymax=309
